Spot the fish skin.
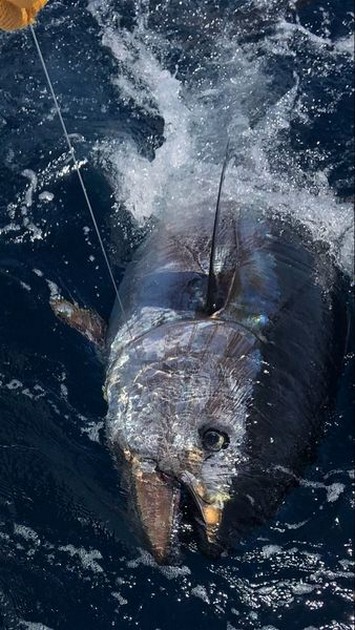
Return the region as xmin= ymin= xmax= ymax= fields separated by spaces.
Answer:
xmin=104 ymin=203 xmax=347 ymax=561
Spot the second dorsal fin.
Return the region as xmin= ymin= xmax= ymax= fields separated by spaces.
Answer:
xmin=205 ymin=140 xmax=231 ymax=315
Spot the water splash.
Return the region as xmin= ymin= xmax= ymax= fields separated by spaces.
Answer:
xmin=89 ymin=0 xmax=353 ymax=276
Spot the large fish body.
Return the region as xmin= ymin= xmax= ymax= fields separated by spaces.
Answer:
xmin=102 ymin=201 xmax=346 ymax=562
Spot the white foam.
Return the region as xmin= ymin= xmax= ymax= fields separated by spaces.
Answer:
xmin=284 ymin=520 xmax=309 ymax=530
xmin=22 ymin=169 xmax=38 ymax=208
xmin=22 ymin=623 xmax=54 ymax=630
xmin=292 ymin=582 xmax=315 ymax=595
xmin=38 ymin=191 xmax=54 ymax=202
xmin=89 ymin=1 xmax=353 ymax=276
xmin=334 ymin=33 xmax=355 ymax=56
xmin=111 ymin=592 xmax=128 ymax=605
xmin=13 ymin=524 xmax=40 ymax=545
xmin=2 ymin=167 xmax=44 ymax=242
xmin=275 ymin=467 xmax=349 ymax=503
xmin=81 ymin=419 xmax=104 ymax=443
xmin=326 ymin=483 xmax=345 ymax=503
xmin=58 ymin=544 xmax=104 ymax=573
xmin=45 ymin=279 xmax=61 ymax=300
xmin=127 ymin=548 xmax=191 ymax=578
xmin=2 ymin=377 xmax=45 ymax=401
xmin=261 ymin=545 xmax=282 ymax=558
xmin=191 ymin=585 xmax=210 ymax=604
xmin=5 ymin=379 xmax=22 ymax=390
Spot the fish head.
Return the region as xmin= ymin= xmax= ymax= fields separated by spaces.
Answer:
xmin=106 ymin=319 xmax=259 ymax=562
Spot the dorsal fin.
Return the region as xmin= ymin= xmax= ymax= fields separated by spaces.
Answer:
xmin=205 ymin=140 xmax=231 ymax=315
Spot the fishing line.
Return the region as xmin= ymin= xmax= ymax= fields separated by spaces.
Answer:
xmin=30 ymin=25 xmax=156 ymax=432
xmin=29 ymin=27 xmax=174 ymax=537
xmin=29 ymin=24 xmax=131 ymax=338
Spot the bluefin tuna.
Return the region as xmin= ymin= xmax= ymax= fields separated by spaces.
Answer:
xmin=52 ymin=163 xmax=348 ymax=563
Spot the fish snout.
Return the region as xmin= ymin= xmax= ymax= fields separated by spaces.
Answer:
xmin=128 ymin=455 xmax=181 ymax=563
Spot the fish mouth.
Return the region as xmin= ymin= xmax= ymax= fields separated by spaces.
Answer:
xmin=181 ymin=471 xmax=225 ymax=547
xmin=130 ymin=458 xmax=225 ymax=563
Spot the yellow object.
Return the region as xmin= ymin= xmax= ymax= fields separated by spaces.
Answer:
xmin=0 ymin=0 xmax=47 ymax=31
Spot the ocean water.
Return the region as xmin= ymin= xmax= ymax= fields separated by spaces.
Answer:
xmin=0 ymin=1 xmax=353 ymax=629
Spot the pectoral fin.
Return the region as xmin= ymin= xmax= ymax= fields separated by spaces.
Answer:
xmin=50 ymin=298 xmax=106 ymax=348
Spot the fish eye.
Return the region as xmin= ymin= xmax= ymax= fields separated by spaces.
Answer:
xmin=201 ymin=428 xmax=229 ymax=452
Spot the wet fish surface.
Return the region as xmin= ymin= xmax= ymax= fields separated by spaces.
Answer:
xmin=55 ymin=198 xmax=349 ymax=563
xmin=0 ymin=0 xmax=353 ymax=625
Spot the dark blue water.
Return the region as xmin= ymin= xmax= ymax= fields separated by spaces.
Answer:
xmin=0 ymin=1 xmax=353 ymax=629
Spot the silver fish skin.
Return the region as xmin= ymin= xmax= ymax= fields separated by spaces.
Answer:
xmin=104 ymin=203 xmax=345 ymax=562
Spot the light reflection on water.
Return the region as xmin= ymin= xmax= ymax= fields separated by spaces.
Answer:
xmin=0 ymin=0 xmax=353 ymax=628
